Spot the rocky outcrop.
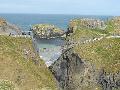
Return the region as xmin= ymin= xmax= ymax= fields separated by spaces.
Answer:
xmin=0 ymin=18 xmax=7 ymax=26
xmin=69 ymin=18 xmax=106 ymax=30
xmin=98 ymin=70 xmax=120 ymax=90
xmin=32 ymin=24 xmax=64 ymax=39
xmin=49 ymin=48 xmax=84 ymax=90
xmin=49 ymin=48 xmax=120 ymax=90
xmin=0 ymin=18 xmax=21 ymax=35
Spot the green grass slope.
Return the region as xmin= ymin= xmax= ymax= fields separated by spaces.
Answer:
xmin=74 ymin=38 xmax=120 ymax=73
xmin=68 ymin=28 xmax=103 ymax=40
xmin=0 ymin=35 xmax=57 ymax=90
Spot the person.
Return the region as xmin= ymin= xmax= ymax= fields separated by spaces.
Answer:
xmin=28 ymin=31 xmax=31 ymax=35
xmin=9 ymin=33 xmax=11 ymax=36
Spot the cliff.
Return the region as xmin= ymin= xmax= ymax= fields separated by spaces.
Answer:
xmin=0 ymin=35 xmax=58 ymax=90
xmin=49 ymin=42 xmax=120 ymax=90
xmin=32 ymin=24 xmax=64 ymax=39
xmin=49 ymin=48 xmax=102 ymax=90
xmin=0 ymin=18 xmax=21 ymax=35
xmin=49 ymin=17 xmax=120 ymax=90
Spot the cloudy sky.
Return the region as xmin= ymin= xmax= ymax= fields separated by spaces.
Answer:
xmin=0 ymin=0 xmax=119 ymax=15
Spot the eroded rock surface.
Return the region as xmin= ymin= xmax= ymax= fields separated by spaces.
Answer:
xmin=0 ymin=18 xmax=21 ymax=35
xmin=49 ymin=48 xmax=120 ymax=90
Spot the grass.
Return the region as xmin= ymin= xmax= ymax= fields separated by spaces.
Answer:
xmin=69 ymin=17 xmax=120 ymax=37
xmin=68 ymin=19 xmax=112 ymax=42
xmin=66 ymin=18 xmax=120 ymax=90
xmin=105 ymin=17 xmax=120 ymax=35
xmin=105 ymin=20 xmax=115 ymax=33
xmin=0 ymin=80 xmax=15 ymax=90
xmin=74 ymin=38 xmax=120 ymax=73
xmin=68 ymin=18 xmax=120 ymax=73
xmin=67 ymin=28 xmax=105 ymax=42
xmin=0 ymin=35 xmax=57 ymax=90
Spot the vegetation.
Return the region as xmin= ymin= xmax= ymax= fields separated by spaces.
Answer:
xmin=32 ymin=24 xmax=64 ymax=38
xmin=69 ymin=17 xmax=120 ymax=36
xmin=74 ymin=38 xmax=120 ymax=73
xmin=68 ymin=17 xmax=120 ymax=73
xmin=105 ymin=19 xmax=115 ymax=34
xmin=67 ymin=28 xmax=105 ymax=43
xmin=68 ymin=18 xmax=108 ymax=42
xmin=0 ymin=18 xmax=7 ymax=26
xmin=0 ymin=35 xmax=57 ymax=90
xmin=109 ymin=17 xmax=120 ymax=35
xmin=0 ymin=80 xmax=15 ymax=90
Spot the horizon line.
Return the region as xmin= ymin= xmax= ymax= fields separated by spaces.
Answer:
xmin=0 ymin=13 xmax=117 ymax=16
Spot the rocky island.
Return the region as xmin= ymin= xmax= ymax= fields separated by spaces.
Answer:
xmin=32 ymin=24 xmax=64 ymax=39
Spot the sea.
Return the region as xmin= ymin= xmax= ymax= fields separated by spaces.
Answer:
xmin=0 ymin=14 xmax=112 ymax=66
xmin=0 ymin=14 xmax=112 ymax=31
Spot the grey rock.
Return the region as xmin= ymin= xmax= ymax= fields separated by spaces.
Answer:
xmin=49 ymin=48 xmax=120 ymax=90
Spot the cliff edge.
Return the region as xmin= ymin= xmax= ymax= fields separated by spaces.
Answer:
xmin=49 ymin=17 xmax=120 ymax=90
xmin=0 ymin=18 xmax=21 ymax=35
xmin=0 ymin=35 xmax=58 ymax=90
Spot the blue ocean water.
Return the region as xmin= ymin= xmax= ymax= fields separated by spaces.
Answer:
xmin=0 ymin=14 xmax=112 ymax=31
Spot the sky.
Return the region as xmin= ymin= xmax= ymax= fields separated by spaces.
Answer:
xmin=0 ymin=0 xmax=119 ymax=15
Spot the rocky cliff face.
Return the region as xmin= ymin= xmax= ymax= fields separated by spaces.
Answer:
xmin=98 ymin=70 xmax=120 ymax=90
xmin=49 ymin=17 xmax=120 ymax=90
xmin=49 ymin=48 xmax=120 ymax=90
xmin=0 ymin=18 xmax=21 ymax=35
xmin=49 ymin=48 xmax=84 ymax=90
